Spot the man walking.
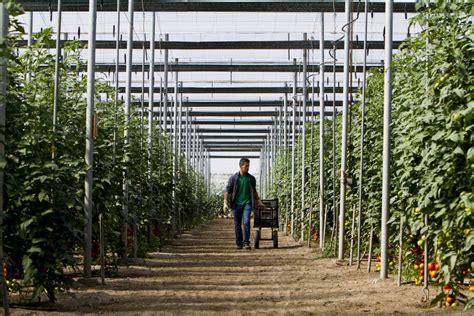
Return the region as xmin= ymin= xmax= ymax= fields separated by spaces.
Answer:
xmin=224 ymin=158 xmax=263 ymax=249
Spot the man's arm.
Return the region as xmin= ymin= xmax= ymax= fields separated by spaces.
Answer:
xmin=224 ymin=192 xmax=229 ymax=202
xmin=224 ymin=175 xmax=234 ymax=203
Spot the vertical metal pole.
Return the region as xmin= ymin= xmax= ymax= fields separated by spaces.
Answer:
xmin=367 ymin=224 xmax=374 ymax=272
xmin=380 ymin=0 xmax=393 ymax=280
xmin=140 ymin=40 xmax=145 ymax=151
xmin=397 ymin=216 xmax=404 ymax=286
xmin=300 ymin=33 xmax=307 ymax=242
xmin=174 ymin=59 xmax=179 ymax=153
xmin=338 ymin=0 xmax=351 ymax=261
xmin=265 ymin=139 xmax=269 ymax=197
xmin=177 ymin=84 xmax=183 ymax=234
xmin=172 ymin=59 xmax=179 ymax=234
xmin=99 ymin=211 xmax=104 ymax=285
xmin=0 ymin=5 xmax=10 ymax=315
xmin=283 ymin=86 xmax=288 ymax=235
xmin=259 ymin=150 xmax=263 ymax=193
xmin=113 ymin=0 xmax=120 ymax=166
xmin=269 ymin=130 xmax=272 ymax=193
xmin=178 ymin=82 xmax=183 ymax=158
xmin=207 ymin=152 xmax=211 ymax=199
xmin=357 ymin=0 xmax=369 ymax=269
xmin=27 ymin=11 xmax=33 ymax=82
xmin=262 ymin=141 xmax=265 ymax=196
xmin=290 ymin=58 xmax=297 ymax=237
xmin=202 ymin=141 xmax=205 ymax=175
xmin=194 ymin=125 xmax=198 ymax=189
xmin=319 ymin=14 xmax=325 ymax=249
xmin=185 ymin=104 xmax=190 ymax=172
xmin=349 ymin=204 xmax=356 ymax=264
xmin=307 ymin=77 xmax=315 ymax=248
xmin=84 ymin=0 xmax=97 ymax=278
xmin=190 ymin=123 xmax=195 ymax=170
xmin=332 ymin=45 xmax=337 ymax=257
xmin=159 ymin=77 xmax=163 ymax=130
xmin=271 ymin=120 xmax=275 ymax=190
xmin=52 ymin=0 xmax=62 ymax=136
xmin=278 ymin=106 xmax=282 ymax=149
xmin=163 ymin=34 xmax=169 ymax=132
xmin=122 ymin=0 xmax=134 ymax=262
xmin=148 ymin=11 xmax=155 ymax=217
xmin=262 ymin=139 xmax=267 ymax=198
xmin=133 ymin=36 xmax=145 ymax=260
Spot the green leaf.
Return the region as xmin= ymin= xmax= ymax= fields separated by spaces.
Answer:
xmin=22 ymin=255 xmax=32 ymax=271
xmin=27 ymin=246 xmax=42 ymax=253
xmin=449 ymin=254 xmax=457 ymax=271
xmin=20 ymin=218 xmax=34 ymax=232
xmin=41 ymin=209 xmax=53 ymax=216
xmin=38 ymin=191 xmax=49 ymax=202
xmin=467 ymin=147 xmax=474 ymax=163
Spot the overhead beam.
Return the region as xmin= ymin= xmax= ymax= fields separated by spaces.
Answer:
xmin=205 ymin=143 xmax=263 ymax=147
xmin=204 ymin=141 xmax=264 ymax=145
xmin=164 ymin=119 xmax=276 ymax=126
xmin=139 ymin=100 xmax=343 ymax=108
xmin=158 ymin=110 xmax=339 ymax=117
xmin=121 ymin=86 xmax=354 ymax=94
xmin=199 ymin=135 xmax=268 ymax=140
xmin=191 ymin=120 xmax=274 ymax=126
xmin=210 ymin=155 xmax=259 ymax=159
xmin=205 ymin=148 xmax=262 ymax=152
xmin=94 ymin=63 xmax=381 ymax=73
xmin=17 ymin=39 xmax=402 ymax=50
xmin=18 ymin=1 xmax=417 ymax=13
xmin=188 ymin=128 xmax=270 ymax=133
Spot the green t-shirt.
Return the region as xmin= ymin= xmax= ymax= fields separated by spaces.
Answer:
xmin=235 ymin=174 xmax=251 ymax=206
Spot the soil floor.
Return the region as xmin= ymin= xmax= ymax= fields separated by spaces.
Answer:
xmin=10 ymin=218 xmax=469 ymax=315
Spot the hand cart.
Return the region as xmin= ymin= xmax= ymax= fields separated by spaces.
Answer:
xmin=253 ymin=199 xmax=278 ymax=249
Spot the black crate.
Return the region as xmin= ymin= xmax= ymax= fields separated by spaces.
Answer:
xmin=254 ymin=199 xmax=278 ymax=228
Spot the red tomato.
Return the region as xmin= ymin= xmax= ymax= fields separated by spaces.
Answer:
xmin=446 ymin=295 xmax=455 ymax=305
xmin=443 ymin=284 xmax=451 ymax=294
xmin=428 ymin=262 xmax=436 ymax=271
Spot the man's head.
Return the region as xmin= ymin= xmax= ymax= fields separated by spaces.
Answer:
xmin=239 ymin=157 xmax=250 ymax=175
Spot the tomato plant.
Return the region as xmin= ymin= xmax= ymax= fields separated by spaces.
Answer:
xmin=2 ymin=0 xmax=215 ymax=303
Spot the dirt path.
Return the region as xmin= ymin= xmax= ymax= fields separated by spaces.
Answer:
xmin=11 ymin=219 xmax=466 ymax=315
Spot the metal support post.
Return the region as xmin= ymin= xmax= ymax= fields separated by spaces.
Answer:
xmin=112 ymin=0 xmax=120 ymax=166
xmin=122 ymin=0 xmax=134 ymax=262
xmin=283 ymin=86 xmax=288 ymax=235
xmin=172 ymin=60 xmax=179 ymax=233
xmin=338 ymin=0 xmax=351 ymax=261
xmin=53 ymin=0 xmax=62 ymax=135
xmin=290 ymin=58 xmax=297 ymax=237
xmin=0 ymin=5 xmax=10 ymax=315
xmin=148 ymin=11 xmax=155 ymax=208
xmin=178 ymin=83 xmax=183 ymax=158
xmin=380 ymin=0 xmax=393 ymax=280
xmin=319 ymin=14 xmax=325 ymax=249
xmin=84 ymin=0 xmax=97 ymax=278
xmin=163 ymin=34 xmax=169 ymax=132
xmin=301 ymin=33 xmax=307 ymax=242
xmin=185 ymin=104 xmax=190 ymax=172
xmin=267 ymin=134 xmax=272 ymax=198
xmin=27 ymin=11 xmax=33 ymax=81
xmin=357 ymin=0 xmax=369 ymax=269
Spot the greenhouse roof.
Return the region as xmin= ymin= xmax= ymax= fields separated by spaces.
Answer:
xmin=15 ymin=0 xmax=420 ymax=172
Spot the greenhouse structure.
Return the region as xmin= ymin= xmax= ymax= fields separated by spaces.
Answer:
xmin=0 ymin=0 xmax=472 ymax=314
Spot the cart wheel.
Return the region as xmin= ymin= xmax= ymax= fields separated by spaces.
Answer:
xmin=254 ymin=230 xmax=260 ymax=249
xmin=272 ymin=230 xmax=278 ymax=248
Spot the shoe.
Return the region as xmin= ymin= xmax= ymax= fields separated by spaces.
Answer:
xmin=236 ymin=244 xmax=243 ymax=249
xmin=243 ymin=242 xmax=251 ymax=250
